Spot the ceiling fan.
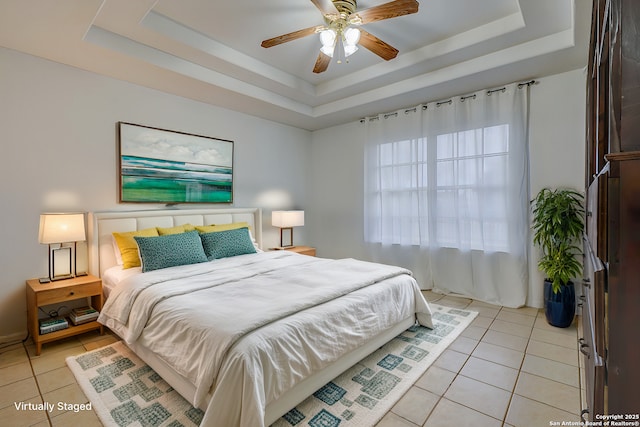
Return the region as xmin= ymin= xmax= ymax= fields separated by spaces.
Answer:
xmin=261 ymin=0 xmax=419 ymax=73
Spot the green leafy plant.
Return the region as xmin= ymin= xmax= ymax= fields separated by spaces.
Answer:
xmin=531 ymin=188 xmax=584 ymax=293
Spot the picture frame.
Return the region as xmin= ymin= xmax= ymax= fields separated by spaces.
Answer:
xmin=117 ymin=122 xmax=234 ymax=204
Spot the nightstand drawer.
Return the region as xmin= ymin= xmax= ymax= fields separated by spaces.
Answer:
xmin=37 ymin=281 xmax=102 ymax=305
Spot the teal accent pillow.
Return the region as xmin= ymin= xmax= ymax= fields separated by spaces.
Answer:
xmin=200 ymin=227 xmax=257 ymax=260
xmin=134 ymin=231 xmax=208 ymax=272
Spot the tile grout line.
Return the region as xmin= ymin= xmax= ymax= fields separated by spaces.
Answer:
xmin=391 ymin=295 xmax=473 ymax=427
xmin=433 ymin=302 xmax=505 ymax=426
xmin=391 ymin=296 xmax=482 ymax=426
xmin=499 ymin=305 xmax=537 ymax=426
xmin=421 ymin=298 xmax=582 ymax=425
xmin=22 ymin=341 xmax=54 ymax=427
xmin=510 ymin=315 xmax=583 ymax=419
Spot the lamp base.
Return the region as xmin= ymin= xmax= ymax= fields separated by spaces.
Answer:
xmin=50 ymin=274 xmax=74 ymax=282
xmin=48 ymin=245 xmax=74 ymax=282
xmin=279 ymin=227 xmax=294 ymax=248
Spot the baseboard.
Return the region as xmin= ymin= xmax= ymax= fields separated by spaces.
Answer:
xmin=0 ymin=330 xmax=27 ymax=346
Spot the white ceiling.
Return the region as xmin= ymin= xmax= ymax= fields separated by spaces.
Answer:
xmin=0 ymin=0 xmax=591 ymax=131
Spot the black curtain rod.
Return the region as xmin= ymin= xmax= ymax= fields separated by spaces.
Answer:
xmin=361 ymin=79 xmax=538 ymax=123
xmin=517 ymin=79 xmax=537 ymax=88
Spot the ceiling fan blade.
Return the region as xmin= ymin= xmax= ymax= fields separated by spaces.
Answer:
xmin=261 ymin=26 xmax=323 ymax=48
xmin=358 ymin=29 xmax=399 ymax=60
xmin=354 ymin=0 xmax=419 ymax=24
xmin=310 ymin=0 xmax=339 ymax=16
xmin=313 ymin=52 xmax=331 ymax=73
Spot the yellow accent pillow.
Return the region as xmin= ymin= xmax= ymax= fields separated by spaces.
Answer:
xmin=112 ymin=227 xmax=159 ymax=269
xmin=195 ymin=222 xmax=250 ymax=233
xmin=156 ymin=224 xmax=196 ymax=235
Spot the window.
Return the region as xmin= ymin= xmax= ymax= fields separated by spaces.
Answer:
xmin=366 ymin=124 xmax=512 ymax=252
xmin=362 ymin=84 xmax=530 ymax=307
xmin=434 ymin=125 xmax=510 ymax=251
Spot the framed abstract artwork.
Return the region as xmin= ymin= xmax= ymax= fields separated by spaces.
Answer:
xmin=117 ymin=122 xmax=233 ymax=204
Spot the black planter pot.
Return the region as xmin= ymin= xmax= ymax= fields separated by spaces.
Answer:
xmin=544 ymin=279 xmax=576 ymax=328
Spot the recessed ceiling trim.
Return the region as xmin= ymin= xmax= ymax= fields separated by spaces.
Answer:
xmin=313 ymin=28 xmax=575 ymax=117
xmin=85 ymin=25 xmax=314 ymax=116
xmin=141 ymin=10 xmax=317 ymax=97
xmin=85 ymin=22 xmax=575 ymax=120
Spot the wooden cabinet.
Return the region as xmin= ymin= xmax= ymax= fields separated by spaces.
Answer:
xmin=26 ymin=275 xmax=103 ymax=355
xmin=581 ymin=235 xmax=605 ymax=418
xmin=582 ymin=0 xmax=640 ymax=420
xmin=603 ymin=153 xmax=640 ymax=414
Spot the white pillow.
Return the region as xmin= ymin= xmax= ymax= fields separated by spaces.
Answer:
xmin=249 ymin=229 xmax=263 ymax=252
xmin=112 ymin=236 xmax=124 ymax=265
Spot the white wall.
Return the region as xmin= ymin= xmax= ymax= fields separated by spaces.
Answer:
xmin=527 ymin=69 xmax=586 ymax=307
xmin=0 ymin=47 xmax=312 ymax=342
xmin=309 ymin=68 xmax=586 ymax=308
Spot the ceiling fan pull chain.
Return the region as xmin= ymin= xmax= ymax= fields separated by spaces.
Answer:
xmin=336 ymin=36 xmax=345 ymax=64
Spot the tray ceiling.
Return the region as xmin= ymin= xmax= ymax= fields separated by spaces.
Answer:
xmin=0 ymin=0 xmax=591 ymax=130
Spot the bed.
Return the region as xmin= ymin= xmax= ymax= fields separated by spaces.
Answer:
xmin=89 ymin=208 xmax=433 ymax=427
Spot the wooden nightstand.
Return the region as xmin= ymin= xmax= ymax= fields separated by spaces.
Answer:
xmin=279 ymin=245 xmax=316 ymax=256
xmin=26 ymin=275 xmax=103 ymax=355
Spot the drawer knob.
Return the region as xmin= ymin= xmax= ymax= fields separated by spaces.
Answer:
xmin=69 ymin=291 xmax=75 ymax=296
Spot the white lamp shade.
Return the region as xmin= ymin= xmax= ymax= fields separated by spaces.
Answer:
xmin=320 ymin=29 xmax=336 ymax=57
xmin=344 ymin=27 xmax=360 ymax=46
xmin=39 ymin=213 xmax=86 ymax=244
xmin=319 ymin=29 xmax=336 ymax=48
xmin=344 ymin=44 xmax=359 ymax=57
xmin=272 ymin=211 xmax=305 ymax=228
xmin=320 ymin=45 xmax=335 ymax=57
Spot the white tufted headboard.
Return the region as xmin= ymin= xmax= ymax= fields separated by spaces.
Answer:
xmin=89 ymin=208 xmax=262 ymax=278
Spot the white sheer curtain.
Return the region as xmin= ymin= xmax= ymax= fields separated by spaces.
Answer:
xmin=364 ymin=84 xmax=530 ymax=307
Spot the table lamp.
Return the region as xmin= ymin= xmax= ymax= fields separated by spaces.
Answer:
xmin=38 ymin=213 xmax=86 ymax=282
xmin=272 ymin=210 xmax=304 ymax=248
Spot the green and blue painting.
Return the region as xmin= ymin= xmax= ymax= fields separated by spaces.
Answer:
xmin=119 ymin=123 xmax=233 ymax=203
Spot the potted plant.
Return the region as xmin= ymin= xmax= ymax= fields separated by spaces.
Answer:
xmin=531 ymin=188 xmax=584 ymax=327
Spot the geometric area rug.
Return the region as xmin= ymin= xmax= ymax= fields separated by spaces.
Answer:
xmin=66 ymin=304 xmax=476 ymax=427
xmin=66 ymin=341 xmax=205 ymax=427
xmin=271 ymin=304 xmax=477 ymax=427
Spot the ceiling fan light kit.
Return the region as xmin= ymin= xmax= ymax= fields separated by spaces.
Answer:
xmin=261 ymin=0 xmax=419 ymax=73
xmin=319 ymin=29 xmax=336 ymax=55
xmin=319 ymin=27 xmax=360 ymax=62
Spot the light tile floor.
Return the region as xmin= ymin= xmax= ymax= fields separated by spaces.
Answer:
xmin=377 ymin=291 xmax=582 ymax=427
xmin=0 ymin=331 xmax=117 ymax=426
xmin=0 ymin=293 xmax=582 ymax=427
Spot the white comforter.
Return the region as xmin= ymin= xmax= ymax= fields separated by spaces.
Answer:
xmin=98 ymin=251 xmax=433 ymax=427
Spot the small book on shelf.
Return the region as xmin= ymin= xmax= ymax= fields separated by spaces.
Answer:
xmin=39 ymin=317 xmax=69 ymax=334
xmin=72 ymin=306 xmax=98 ymax=316
xmin=70 ymin=306 xmax=99 ymax=325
